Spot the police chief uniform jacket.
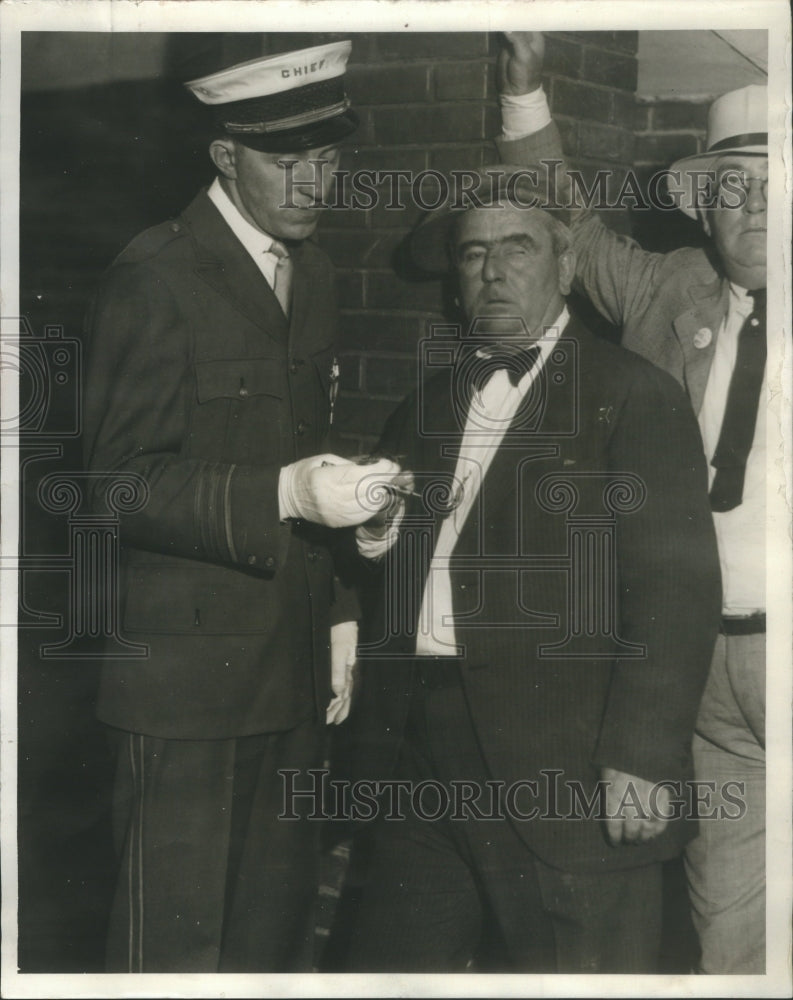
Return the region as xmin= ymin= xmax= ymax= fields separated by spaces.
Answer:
xmin=83 ymin=189 xmax=351 ymax=740
xmin=498 ymin=124 xmax=735 ymax=414
xmin=351 ymin=315 xmax=722 ymax=873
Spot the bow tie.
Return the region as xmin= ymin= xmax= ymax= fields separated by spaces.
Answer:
xmin=469 ymin=344 xmax=541 ymax=394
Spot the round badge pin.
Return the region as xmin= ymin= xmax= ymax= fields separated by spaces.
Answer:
xmin=693 ymin=327 xmax=712 ymax=349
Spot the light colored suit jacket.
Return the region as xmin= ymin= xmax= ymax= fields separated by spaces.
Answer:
xmin=498 ymin=124 xmax=729 ymax=414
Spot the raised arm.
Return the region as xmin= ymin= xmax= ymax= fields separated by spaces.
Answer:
xmin=494 ymin=31 xmax=679 ymax=333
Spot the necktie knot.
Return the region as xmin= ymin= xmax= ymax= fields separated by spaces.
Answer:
xmin=269 ymin=239 xmax=289 ymax=263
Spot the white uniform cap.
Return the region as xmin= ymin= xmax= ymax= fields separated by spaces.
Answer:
xmin=186 ymin=41 xmax=352 ymax=105
xmin=185 ymin=40 xmax=357 ymax=151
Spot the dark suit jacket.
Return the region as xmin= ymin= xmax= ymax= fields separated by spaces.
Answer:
xmin=83 ymin=189 xmax=354 ymax=739
xmin=351 ymin=316 xmax=722 ymax=872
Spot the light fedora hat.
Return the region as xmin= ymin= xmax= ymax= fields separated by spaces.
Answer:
xmin=668 ymin=83 xmax=767 ymax=218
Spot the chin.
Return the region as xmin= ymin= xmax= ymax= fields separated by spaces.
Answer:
xmin=273 ymin=213 xmax=322 ymax=241
xmin=477 ymin=303 xmax=516 ymax=316
xmin=736 ymin=250 xmax=767 ymax=268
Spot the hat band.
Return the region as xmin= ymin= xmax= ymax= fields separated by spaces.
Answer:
xmin=224 ymin=98 xmax=351 ymax=135
xmin=708 ymin=131 xmax=767 ymax=153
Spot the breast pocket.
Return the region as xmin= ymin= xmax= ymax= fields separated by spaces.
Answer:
xmin=192 ymin=357 xmax=286 ymax=462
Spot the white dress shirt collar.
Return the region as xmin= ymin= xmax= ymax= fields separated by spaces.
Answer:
xmin=207 ymin=177 xmax=286 ymax=288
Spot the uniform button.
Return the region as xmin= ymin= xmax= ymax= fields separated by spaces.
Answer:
xmin=296 ymin=420 xmax=309 ymax=435
xmin=247 ymin=555 xmax=257 ymax=566
xmin=290 ymin=358 xmax=305 ymax=375
xmin=170 ymin=222 xmax=180 ymax=233
xmin=308 ymin=550 xmax=318 ymax=562
xmin=264 ymin=556 xmax=275 ymax=569
xmin=239 ymin=386 xmax=249 ymax=398
xmin=460 ymin=584 xmax=466 ymax=590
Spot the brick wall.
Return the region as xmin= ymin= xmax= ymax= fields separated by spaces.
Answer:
xmin=20 ymin=31 xmax=720 ymax=458
xmin=632 ymin=97 xmax=710 ymax=252
xmin=315 ymin=31 xmax=641 ymax=453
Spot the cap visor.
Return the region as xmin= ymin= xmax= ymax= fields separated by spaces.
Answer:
xmin=231 ymin=109 xmax=358 ymax=152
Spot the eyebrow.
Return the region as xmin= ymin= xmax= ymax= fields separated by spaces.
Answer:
xmin=456 ymin=232 xmax=540 ymax=254
xmin=716 ymin=160 xmax=768 ymax=174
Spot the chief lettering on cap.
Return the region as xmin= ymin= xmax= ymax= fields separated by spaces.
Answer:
xmin=667 ymin=84 xmax=767 ymax=218
xmin=185 ymin=40 xmax=358 ymax=152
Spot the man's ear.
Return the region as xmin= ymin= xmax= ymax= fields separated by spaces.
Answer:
xmin=557 ymin=248 xmax=576 ymax=296
xmin=209 ymin=138 xmax=237 ymax=180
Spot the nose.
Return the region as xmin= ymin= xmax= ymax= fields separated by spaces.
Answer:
xmin=481 ymin=249 xmax=503 ymax=283
xmin=744 ymin=177 xmax=767 ymax=214
xmin=288 ymin=158 xmax=326 ymax=206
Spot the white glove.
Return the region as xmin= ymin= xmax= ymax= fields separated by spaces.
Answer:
xmin=279 ymin=453 xmax=401 ymax=528
xmin=355 ymin=498 xmax=405 ymax=560
xmin=327 ymin=620 xmax=358 ymax=725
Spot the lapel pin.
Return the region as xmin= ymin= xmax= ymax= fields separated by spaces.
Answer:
xmin=597 ymin=406 xmax=613 ymax=424
xmin=693 ymin=327 xmax=713 ymax=349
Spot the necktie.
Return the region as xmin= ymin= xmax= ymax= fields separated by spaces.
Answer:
xmin=469 ymin=344 xmax=541 ymax=395
xmin=269 ymin=240 xmax=293 ymax=317
xmin=709 ymin=288 xmax=766 ymax=512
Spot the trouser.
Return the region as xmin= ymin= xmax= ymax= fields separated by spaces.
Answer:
xmin=347 ymin=668 xmax=663 ymax=973
xmin=105 ymin=719 xmax=325 ymax=972
xmin=684 ymin=632 xmax=765 ymax=973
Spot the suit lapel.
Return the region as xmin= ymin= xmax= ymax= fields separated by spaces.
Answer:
xmin=419 ymin=372 xmax=465 ymax=498
xmin=672 ymin=276 xmax=729 ymax=414
xmin=288 ymin=242 xmax=312 ymax=344
xmin=181 ymin=190 xmax=289 ymax=343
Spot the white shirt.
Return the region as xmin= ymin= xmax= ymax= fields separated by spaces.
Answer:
xmin=698 ymin=285 xmax=765 ymax=614
xmin=207 ymin=176 xmax=283 ymax=289
xmin=357 ymin=309 xmax=568 ymax=655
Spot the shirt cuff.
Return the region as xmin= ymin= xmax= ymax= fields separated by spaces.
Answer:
xmin=278 ymin=464 xmax=295 ymax=522
xmin=500 ymin=88 xmax=552 ymax=141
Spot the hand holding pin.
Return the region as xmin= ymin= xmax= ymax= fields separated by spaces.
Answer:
xmin=354 ymin=453 xmax=420 ymax=500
